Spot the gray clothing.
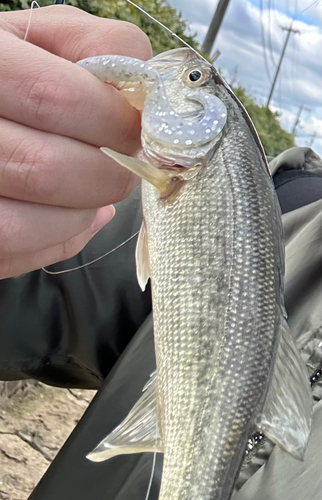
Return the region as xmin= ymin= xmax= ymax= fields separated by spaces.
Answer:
xmin=234 ymin=197 xmax=322 ymax=499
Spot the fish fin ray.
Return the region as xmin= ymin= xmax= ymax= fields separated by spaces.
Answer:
xmin=136 ymin=219 xmax=150 ymax=291
xmin=257 ymin=316 xmax=312 ymax=460
xmin=100 ymin=147 xmax=171 ymax=193
xmin=87 ymin=371 xmax=162 ymax=462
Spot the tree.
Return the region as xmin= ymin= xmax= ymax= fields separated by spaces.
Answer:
xmin=1 ymin=0 xmax=295 ymax=156
xmin=0 ymin=0 xmax=199 ymax=54
xmin=234 ymin=87 xmax=295 ymax=157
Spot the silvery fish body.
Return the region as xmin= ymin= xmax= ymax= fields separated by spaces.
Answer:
xmin=78 ymin=48 xmax=312 ymax=500
xmin=141 ymin=72 xmax=282 ymax=500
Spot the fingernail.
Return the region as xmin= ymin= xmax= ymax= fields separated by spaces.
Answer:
xmin=91 ymin=205 xmax=115 ymax=236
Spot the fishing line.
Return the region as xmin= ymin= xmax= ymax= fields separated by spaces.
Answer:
xmin=144 ymin=447 xmax=157 ymax=500
xmin=24 ymin=0 xmax=65 ymax=42
xmin=42 ymin=230 xmax=139 ymax=275
xmin=24 ymin=0 xmax=40 ymax=41
xmin=125 ymin=0 xmax=209 ymax=64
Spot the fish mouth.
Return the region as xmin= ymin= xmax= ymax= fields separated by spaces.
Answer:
xmin=142 ymin=140 xmax=208 ymax=170
xmin=142 ymin=147 xmax=197 ymax=171
xmin=158 ymin=163 xmax=187 ymax=171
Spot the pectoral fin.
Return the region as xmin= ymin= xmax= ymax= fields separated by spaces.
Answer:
xmin=136 ymin=219 xmax=150 ymax=291
xmin=100 ymin=147 xmax=184 ymax=199
xmin=257 ymin=316 xmax=312 ymax=460
xmin=87 ymin=372 xmax=162 ymax=462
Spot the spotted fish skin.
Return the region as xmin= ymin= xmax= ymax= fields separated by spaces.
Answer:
xmin=78 ymin=48 xmax=311 ymax=500
xmin=141 ymin=54 xmax=283 ymax=500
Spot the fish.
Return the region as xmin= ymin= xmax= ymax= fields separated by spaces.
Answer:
xmin=76 ymin=48 xmax=313 ymax=500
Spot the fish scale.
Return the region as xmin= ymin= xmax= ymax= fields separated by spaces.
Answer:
xmin=142 ymin=99 xmax=280 ymax=499
xmin=79 ymin=47 xmax=312 ymax=500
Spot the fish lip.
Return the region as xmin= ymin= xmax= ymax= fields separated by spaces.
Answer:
xmin=139 ymin=147 xmax=190 ymax=172
xmin=141 ymin=140 xmax=205 ymax=170
xmin=158 ymin=164 xmax=187 ymax=171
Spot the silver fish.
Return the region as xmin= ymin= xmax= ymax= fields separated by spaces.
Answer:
xmin=77 ymin=48 xmax=312 ymax=500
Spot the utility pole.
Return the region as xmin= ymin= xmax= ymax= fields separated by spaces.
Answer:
xmin=291 ymin=104 xmax=311 ymax=136
xmin=266 ymin=23 xmax=300 ymax=108
xmin=212 ymin=49 xmax=221 ymax=62
xmin=228 ymin=64 xmax=239 ymax=87
xmin=201 ymin=0 xmax=231 ymax=55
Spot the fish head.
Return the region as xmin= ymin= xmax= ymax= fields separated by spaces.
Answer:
xmin=79 ymin=48 xmax=250 ymax=199
xmin=141 ymin=48 xmax=228 ymax=170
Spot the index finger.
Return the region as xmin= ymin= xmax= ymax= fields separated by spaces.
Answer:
xmin=0 ymin=7 xmax=152 ymax=152
xmin=0 ymin=5 xmax=152 ymax=61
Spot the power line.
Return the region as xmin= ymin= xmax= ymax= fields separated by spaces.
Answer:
xmin=301 ymin=0 xmax=320 ymax=14
xmin=260 ymin=0 xmax=272 ymax=82
xmin=267 ymin=0 xmax=277 ymax=67
xmin=278 ymin=64 xmax=283 ymax=112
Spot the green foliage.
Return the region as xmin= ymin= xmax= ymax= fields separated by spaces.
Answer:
xmin=84 ymin=0 xmax=199 ymax=55
xmin=1 ymin=0 xmax=295 ymax=156
xmin=0 ymin=0 xmax=51 ymax=10
xmin=233 ymin=87 xmax=295 ymax=156
xmin=0 ymin=0 xmax=199 ymax=54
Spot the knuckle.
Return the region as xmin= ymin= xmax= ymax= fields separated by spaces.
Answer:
xmin=77 ymin=22 xmax=152 ymax=62
xmin=47 ymin=4 xmax=84 ymax=18
xmin=112 ymin=23 xmax=152 ymax=60
xmin=25 ymin=70 xmax=80 ymax=129
xmin=3 ymin=139 xmax=59 ymax=201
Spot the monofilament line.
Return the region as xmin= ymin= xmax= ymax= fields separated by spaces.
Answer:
xmin=42 ymin=230 xmax=140 ymax=275
xmin=125 ymin=0 xmax=209 ymax=64
xmin=24 ymin=1 xmax=40 ymax=41
xmin=144 ymin=450 xmax=157 ymax=500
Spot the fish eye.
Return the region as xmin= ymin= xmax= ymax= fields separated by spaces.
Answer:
xmin=184 ymin=67 xmax=210 ymax=86
xmin=189 ymin=70 xmax=202 ymax=82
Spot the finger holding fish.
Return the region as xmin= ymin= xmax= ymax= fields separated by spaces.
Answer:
xmin=0 ymin=6 xmax=152 ymax=278
xmin=0 ymin=207 xmax=112 ymax=279
xmin=0 ymin=118 xmax=138 ymax=209
xmin=0 ymin=28 xmax=143 ymax=153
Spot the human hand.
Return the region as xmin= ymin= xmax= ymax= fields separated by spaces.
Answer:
xmin=0 ymin=5 xmax=151 ymax=279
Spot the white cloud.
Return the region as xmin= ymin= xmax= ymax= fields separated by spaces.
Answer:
xmin=168 ymin=0 xmax=322 ymax=157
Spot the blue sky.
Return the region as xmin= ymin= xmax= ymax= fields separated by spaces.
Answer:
xmin=167 ymin=0 xmax=322 ymax=156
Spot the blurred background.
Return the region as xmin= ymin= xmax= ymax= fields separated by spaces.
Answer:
xmin=1 ymin=0 xmax=321 ymax=157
